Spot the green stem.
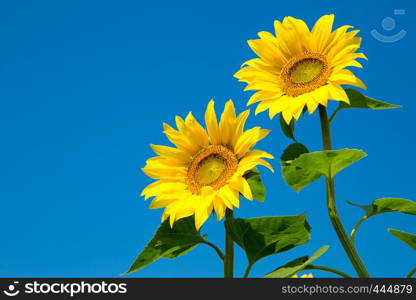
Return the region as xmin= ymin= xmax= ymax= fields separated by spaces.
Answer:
xmin=318 ymin=105 xmax=370 ymax=278
xmin=328 ymin=107 xmax=341 ymax=123
xmin=243 ymin=263 xmax=254 ymax=278
xmin=406 ymin=268 xmax=416 ymax=278
xmin=350 ymin=215 xmax=368 ymax=244
xmin=305 ymin=265 xmax=352 ymax=278
xmin=200 ymin=240 xmax=225 ymax=261
xmin=224 ymin=209 xmax=234 ymax=278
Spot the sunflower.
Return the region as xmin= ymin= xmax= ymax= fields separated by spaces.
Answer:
xmin=141 ymin=100 xmax=273 ymax=229
xmin=234 ymin=14 xmax=367 ymax=124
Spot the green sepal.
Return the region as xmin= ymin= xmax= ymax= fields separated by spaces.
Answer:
xmin=279 ymin=114 xmax=296 ymax=141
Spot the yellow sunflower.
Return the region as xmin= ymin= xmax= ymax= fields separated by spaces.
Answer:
xmin=234 ymin=14 xmax=367 ymax=124
xmin=141 ymin=100 xmax=273 ymax=229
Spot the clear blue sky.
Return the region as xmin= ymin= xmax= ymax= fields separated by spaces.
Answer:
xmin=0 ymin=0 xmax=414 ymax=278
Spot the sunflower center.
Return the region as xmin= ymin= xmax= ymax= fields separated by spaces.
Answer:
xmin=187 ymin=145 xmax=238 ymax=194
xmin=281 ymin=53 xmax=331 ymax=97
xmin=289 ymin=59 xmax=325 ymax=84
xmin=196 ymin=155 xmax=227 ymax=185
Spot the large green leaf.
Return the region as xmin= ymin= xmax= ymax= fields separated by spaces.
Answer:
xmin=330 ymin=89 xmax=400 ymax=121
xmin=281 ymin=147 xmax=366 ymax=191
xmin=388 ymin=229 xmax=416 ymax=251
xmin=290 ymin=149 xmax=367 ymax=178
xmin=124 ymin=216 xmax=205 ymax=274
xmin=279 ymin=114 xmax=296 ymax=141
xmin=280 ymin=143 xmax=322 ymax=192
xmin=244 ymin=167 xmax=266 ymax=202
xmin=225 ymin=214 xmax=311 ymax=265
xmin=348 ymin=198 xmax=416 ymax=217
xmin=264 ymin=246 xmax=329 ymax=278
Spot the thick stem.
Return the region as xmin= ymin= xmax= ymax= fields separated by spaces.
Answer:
xmin=318 ymin=105 xmax=370 ymax=278
xmin=224 ymin=209 xmax=234 ymax=278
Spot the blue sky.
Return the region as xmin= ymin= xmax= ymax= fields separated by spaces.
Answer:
xmin=0 ymin=0 xmax=414 ymax=278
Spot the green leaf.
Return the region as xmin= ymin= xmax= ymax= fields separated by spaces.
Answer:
xmin=348 ymin=198 xmax=416 ymax=217
xmin=225 ymin=214 xmax=311 ymax=265
xmin=349 ymin=198 xmax=416 ymax=242
xmin=279 ymin=114 xmax=296 ymax=141
xmin=264 ymin=246 xmax=329 ymax=278
xmin=280 ymin=143 xmax=322 ymax=192
xmin=244 ymin=167 xmax=266 ymax=202
xmin=330 ymin=89 xmax=400 ymax=121
xmin=342 ymin=89 xmax=401 ymax=110
xmin=372 ymin=198 xmax=416 ymax=215
xmin=281 ymin=148 xmax=366 ymax=191
xmin=388 ymin=229 xmax=416 ymax=251
xmin=290 ymin=149 xmax=367 ymax=178
xmin=280 ymin=143 xmax=309 ymax=163
xmin=124 ymin=216 xmax=205 ymax=274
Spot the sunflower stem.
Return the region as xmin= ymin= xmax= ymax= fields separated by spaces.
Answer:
xmin=318 ymin=105 xmax=370 ymax=278
xmin=224 ymin=209 xmax=234 ymax=278
xmin=243 ymin=263 xmax=253 ymax=278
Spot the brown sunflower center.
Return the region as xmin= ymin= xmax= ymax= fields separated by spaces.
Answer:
xmin=281 ymin=53 xmax=331 ymax=97
xmin=187 ymin=145 xmax=238 ymax=194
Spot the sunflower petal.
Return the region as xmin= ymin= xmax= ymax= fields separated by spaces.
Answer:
xmin=205 ymin=100 xmax=221 ymax=144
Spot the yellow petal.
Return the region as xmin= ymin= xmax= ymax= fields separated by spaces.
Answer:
xmin=306 ymin=99 xmax=319 ymax=114
xmin=194 ymin=197 xmax=214 ymax=230
xmin=184 ymin=112 xmax=210 ymax=147
xmin=327 ymin=84 xmax=350 ymax=103
xmin=150 ymin=144 xmax=190 ymax=162
xmin=281 ymin=110 xmax=293 ymax=124
xmin=204 ymin=100 xmax=221 ymax=144
xmin=163 ymin=123 xmax=199 ymax=155
xmin=220 ymin=185 xmax=240 ymax=208
xmin=228 ymin=176 xmax=253 ymax=200
xmin=149 ymin=196 xmax=176 ymax=209
xmin=311 ymin=86 xmax=329 ymax=106
xmin=231 ymin=109 xmax=250 ymax=147
xmin=142 ymin=163 xmax=187 ymax=180
xmin=311 ymin=14 xmax=335 ymax=52
xmin=234 ymin=127 xmax=270 ymax=158
xmin=329 ymin=69 xmax=367 ymax=90
xmin=213 ymin=196 xmax=226 ymax=220
xmin=219 ymin=100 xmax=237 ymax=146
xmin=142 ymin=179 xmax=187 ymax=200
